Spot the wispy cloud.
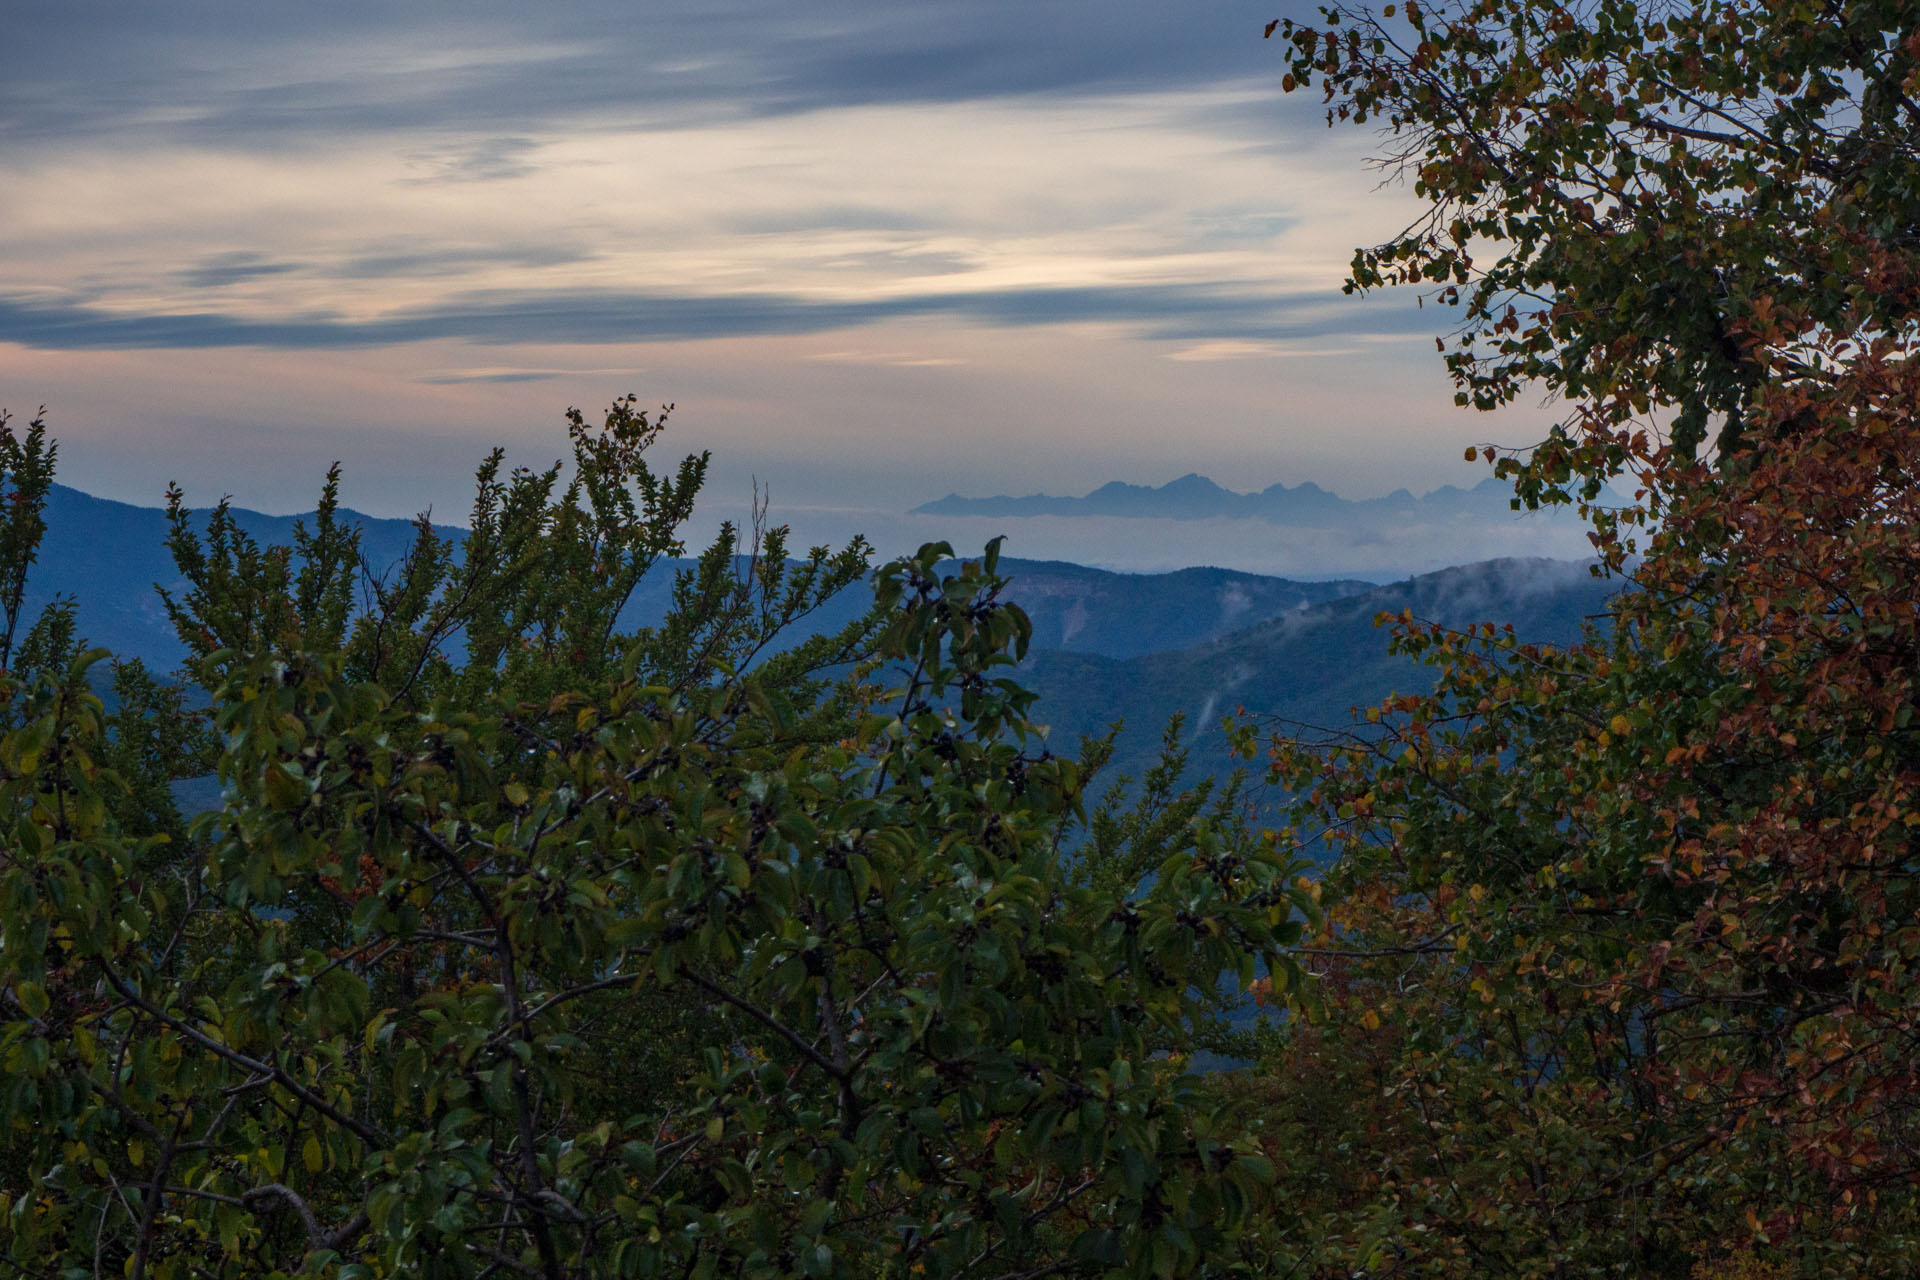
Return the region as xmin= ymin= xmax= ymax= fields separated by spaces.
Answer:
xmin=0 ymin=281 xmax=1427 ymax=352
xmin=3 ymin=3 xmax=1292 ymax=150
xmin=1 ymin=0 xmax=1506 ymax=562
xmin=723 ymin=206 xmax=933 ymax=235
xmin=416 ymin=364 xmax=637 ymax=383
xmin=176 ymin=252 xmax=304 ymax=289
xmin=334 ymin=243 xmax=598 ymax=280
xmin=400 ymin=136 xmax=544 ymax=183
xmin=805 ymin=350 xmax=968 ymax=368
xmin=1165 ymin=339 xmax=1359 ymax=362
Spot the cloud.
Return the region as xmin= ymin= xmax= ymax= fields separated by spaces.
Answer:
xmin=723 ymin=206 xmax=933 ymax=235
xmin=176 ymin=253 xmax=304 ymax=289
xmin=416 ymin=364 xmax=637 ymax=383
xmin=1165 ymin=339 xmax=1358 ymax=361
xmin=810 ymin=249 xmax=978 ymax=276
xmin=805 ymin=350 xmax=968 ymax=368
xmin=400 ymin=136 xmax=543 ymax=183
xmin=3 ymin=2 xmax=1295 ymax=152
xmin=1185 ymin=210 xmax=1300 ymax=245
xmin=417 ymin=369 xmax=559 ymax=383
xmin=335 ymin=243 xmax=597 ymax=279
xmin=0 ymin=0 xmax=1483 ymax=542
xmin=0 ymin=279 xmax=1428 ymax=352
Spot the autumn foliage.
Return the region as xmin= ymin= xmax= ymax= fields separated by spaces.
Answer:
xmin=1233 ymin=0 xmax=1920 ymax=1273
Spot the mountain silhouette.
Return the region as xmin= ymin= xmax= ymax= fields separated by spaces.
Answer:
xmin=912 ymin=473 xmax=1522 ymax=525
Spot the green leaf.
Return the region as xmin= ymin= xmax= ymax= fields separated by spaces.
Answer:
xmin=13 ymin=981 xmax=47 ymax=1019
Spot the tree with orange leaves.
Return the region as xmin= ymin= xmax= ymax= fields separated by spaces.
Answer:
xmin=1218 ymin=2 xmax=1920 ymax=1274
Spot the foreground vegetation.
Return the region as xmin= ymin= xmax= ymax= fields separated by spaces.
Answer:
xmin=1238 ymin=0 xmax=1920 ymax=1274
xmin=0 ymin=401 xmax=1309 ymax=1279
xmin=6 ymin=0 xmax=1920 ymax=1275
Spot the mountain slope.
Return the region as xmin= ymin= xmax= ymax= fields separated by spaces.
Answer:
xmin=983 ymin=559 xmax=1369 ymax=659
xmin=1020 ymin=557 xmax=1620 ymax=785
xmin=35 ymin=485 xmax=431 ymax=667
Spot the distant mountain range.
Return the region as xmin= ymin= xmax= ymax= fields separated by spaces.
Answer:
xmin=34 ymin=483 xmax=1618 ymax=824
xmin=28 ymin=485 xmax=1378 ymax=672
xmin=914 ymin=473 xmax=1527 ymax=525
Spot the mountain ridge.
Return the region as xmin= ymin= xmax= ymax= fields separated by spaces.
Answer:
xmin=36 ymin=479 xmax=1612 ymax=822
xmin=913 ymin=473 xmax=1518 ymax=524
xmin=33 ymin=483 xmax=1377 ymax=670
xmin=1018 ymin=555 xmax=1619 ymax=790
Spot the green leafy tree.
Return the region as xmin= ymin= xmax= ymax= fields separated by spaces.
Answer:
xmin=159 ymin=398 xmax=872 ymax=715
xmin=0 ymin=410 xmax=60 ymax=672
xmin=0 ymin=408 xmax=1308 ymax=1280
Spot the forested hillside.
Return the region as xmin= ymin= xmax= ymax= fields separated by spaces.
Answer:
xmin=1022 ymin=557 xmax=1613 ymax=788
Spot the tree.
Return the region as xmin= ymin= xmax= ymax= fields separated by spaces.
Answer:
xmin=0 ymin=406 xmax=1306 ymax=1279
xmin=1238 ymin=354 xmax=1920 ymax=1273
xmin=1229 ymin=2 xmax=1920 ymax=1272
xmin=156 ymin=398 xmax=873 ymax=716
xmin=1272 ymin=0 xmax=1920 ymax=465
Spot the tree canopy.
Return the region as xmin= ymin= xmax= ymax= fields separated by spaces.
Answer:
xmin=1229 ymin=1 xmax=1920 ymax=1274
xmin=0 ymin=406 xmax=1305 ymax=1279
xmin=1272 ymin=0 xmax=1920 ymax=464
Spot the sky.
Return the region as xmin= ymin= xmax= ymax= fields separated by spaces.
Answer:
xmin=0 ymin=1 xmax=1592 ymax=575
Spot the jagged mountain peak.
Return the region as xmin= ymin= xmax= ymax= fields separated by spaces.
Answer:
xmin=911 ymin=471 xmax=1544 ymax=527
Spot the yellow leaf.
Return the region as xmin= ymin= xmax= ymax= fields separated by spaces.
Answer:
xmin=303 ymin=1132 xmax=324 ymax=1173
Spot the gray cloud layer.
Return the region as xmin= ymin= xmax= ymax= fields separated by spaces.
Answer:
xmin=6 ymin=2 xmax=1300 ymax=149
xmin=6 ymin=2 xmax=1349 ymax=358
xmin=0 ymin=282 xmax=1431 ymax=352
xmin=4 ymin=0 xmax=1511 ymax=567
